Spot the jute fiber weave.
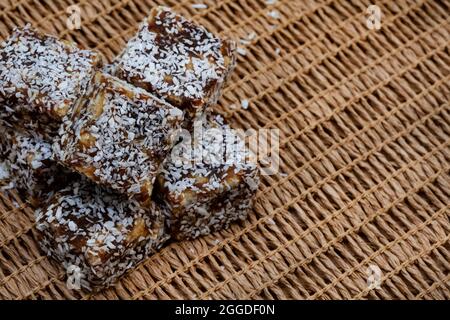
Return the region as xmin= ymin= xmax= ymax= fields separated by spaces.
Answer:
xmin=0 ymin=0 xmax=449 ymax=300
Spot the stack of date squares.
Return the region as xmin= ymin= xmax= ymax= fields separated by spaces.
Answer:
xmin=0 ymin=7 xmax=260 ymax=291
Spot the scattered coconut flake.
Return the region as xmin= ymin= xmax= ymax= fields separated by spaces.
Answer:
xmin=266 ymin=0 xmax=278 ymax=4
xmin=191 ymin=3 xmax=208 ymax=9
xmin=54 ymin=73 xmax=183 ymax=199
xmin=240 ymin=32 xmax=257 ymax=46
xmin=237 ymin=47 xmax=247 ymax=56
xmin=247 ymin=32 xmax=256 ymax=40
xmin=267 ymin=10 xmax=281 ymax=19
xmin=275 ymin=48 xmax=281 ymax=55
xmin=241 ymin=99 xmax=249 ymax=109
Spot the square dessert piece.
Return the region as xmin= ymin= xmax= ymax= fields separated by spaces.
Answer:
xmin=35 ymin=180 xmax=169 ymax=291
xmin=156 ymin=114 xmax=260 ymax=240
xmin=0 ymin=25 xmax=103 ymax=130
xmin=0 ymin=160 xmax=11 ymax=189
xmin=111 ymin=7 xmax=236 ymax=124
xmin=53 ymin=72 xmax=184 ymax=202
xmin=0 ymin=104 xmax=59 ymax=139
xmin=0 ymin=127 xmax=72 ymax=205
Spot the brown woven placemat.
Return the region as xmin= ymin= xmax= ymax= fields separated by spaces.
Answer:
xmin=0 ymin=0 xmax=449 ymax=300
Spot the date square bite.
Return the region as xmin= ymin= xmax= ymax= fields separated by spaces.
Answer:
xmin=35 ymin=180 xmax=169 ymax=291
xmin=0 ymin=25 xmax=103 ymax=124
xmin=111 ymin=7 xmax=236 ymax=124
xmin=53 ymin=72 xmax=184 ymax=202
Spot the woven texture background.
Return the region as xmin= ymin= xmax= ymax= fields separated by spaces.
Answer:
xmin=0 ymin=0 xmax=449 ymax=300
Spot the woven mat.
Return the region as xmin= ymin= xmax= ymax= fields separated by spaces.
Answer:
xmin=0 ymin=0 xmax=449 ymax=300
